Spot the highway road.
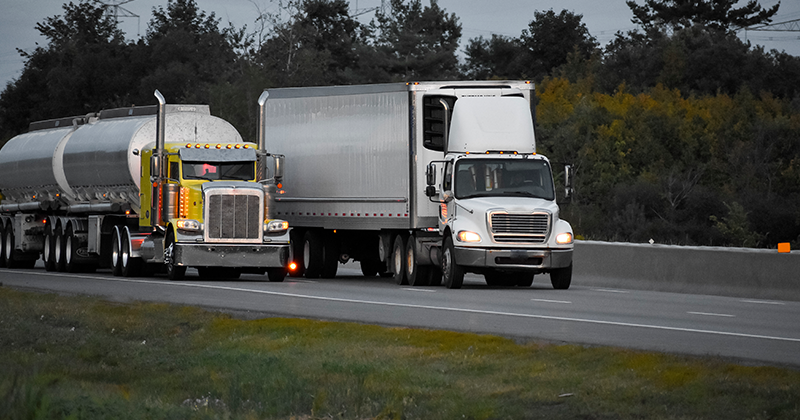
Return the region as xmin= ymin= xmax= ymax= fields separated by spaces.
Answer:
xmin=2 ymin=262 xmax=799 ymax=367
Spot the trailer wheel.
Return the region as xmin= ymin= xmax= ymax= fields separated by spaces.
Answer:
xmin=53 ymin=227 xmax=67 ymax=272
xmin=302 ymin=230 xmax=324 ymax=278
xmin=266 ymin=267 xmax=287 ymax=282
xmin=4 ymin=225 xmax=35 ymax=269
xmin=321 ymin=234 xmax=339 ymax=278
xmin=111 ymin=227 xmax=123 ymax=276
xmin=405 ymin=237 xmax=431 ymax=286
xmin=391 ymin=235 xmax=408 ymax=285
xmin=43 ymin=226 xmax=56 ymax=272
xmin=550 ymin=263 xmax=572 ymax=290
xmin=121 ymin=230 xmax=142 ymax=277
xmin=64 ymin=226 xmax=82 ymax=273
xmin=442 ymin=236 xmax=464 ymax=289
xmin=165 ymin=231 xmax=186 ymax=280
xmin=0 ymin=222 xmax=7 ymax=268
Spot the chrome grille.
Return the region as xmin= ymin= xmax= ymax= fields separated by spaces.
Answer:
xmin=490 ymin=213 xmax=550 ymax=243
xmin=205 ymin=191 xmax=262 ymax=242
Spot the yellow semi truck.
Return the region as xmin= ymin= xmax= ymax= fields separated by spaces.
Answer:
xmin=0 ymin=91 xmax=290 ymax=280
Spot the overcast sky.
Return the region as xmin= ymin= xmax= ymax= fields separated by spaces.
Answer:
xmin=1 ymin=0 xmax=798 ymax=88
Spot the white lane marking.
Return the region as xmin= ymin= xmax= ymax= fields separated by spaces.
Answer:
xmin=740 ymin=299 xmax=786 ymax=306
xmin=6 ymin=270 xmax=800 ymax=344
xmin=688 ymin=311 xmax=735 ymax=318
xmin=591 ymin=288 xmax=630 ymax=294
xmin=403 ymin=288 xmax=436 ymax=293
xmin=531 ymin=298 xmax=571 ymax=304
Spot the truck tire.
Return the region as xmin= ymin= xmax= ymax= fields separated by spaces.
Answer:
xmin=391 ymin=234 xmax=408 ymax=285
xmin=43 ymin=227 xmax=56 ymax=272
xmin=165 ymin=231 xmax=186 ymax=280
xmin=550 ymin=263 xmax=572 ymax=290
xmin=53 ymin=227 xmax=67 ymax=272
xmin=289 ymin=229 xmax=305 ymax=277
xmin=120 ymin=230 xmax=142 ymax=277
xmin=321 ymin=234 xmax=339 ymax=278
xmin=302 ymin=230 xmax=324 ymax=278
xmin=405 ymin=237 xmax=431 ymax=286
xmin=267 ymin=267 xmax=287 ymax=282
xmin=442 ymin=236 xmax=464 ymax=289
xmin=0 ymin=222 xmax=7 ymax=268
xmin=111 ymin=227 xmax=123 ymax=276
xmin=4 ymin=225 xmax=35 ymax=269
xmin=64 ymin=226 xmax=82 ymax=273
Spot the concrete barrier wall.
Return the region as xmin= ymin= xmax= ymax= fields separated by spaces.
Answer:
xmin=573 ymin=241 xmax=800 ymax=301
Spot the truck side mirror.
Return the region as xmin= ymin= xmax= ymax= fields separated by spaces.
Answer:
xmin=426 ymin=163 xmax=436 ymax=186
xmin=564 ymin=164 xmax=574 ymax=201
xmin=274 ymin=155 xmax=284 ymax=182
xmin=425 ymin=185 xmax=437 ymax=197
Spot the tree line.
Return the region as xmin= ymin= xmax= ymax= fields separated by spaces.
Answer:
xmin=1 ymin=0 xmax=798 ymax=248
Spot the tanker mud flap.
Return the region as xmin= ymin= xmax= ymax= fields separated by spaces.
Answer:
xmin=173 ymin=243 xmax=290 ymax=268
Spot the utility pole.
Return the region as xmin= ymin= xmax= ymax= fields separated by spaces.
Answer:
xmin=100 ymin=0 xmax=141 ymax=37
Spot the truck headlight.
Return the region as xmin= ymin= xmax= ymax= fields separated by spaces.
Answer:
xmin=265 ymin=219 xmax=289 ymax=233
xmin=556 ymin=232 xmax=573 ymax=244
xmin=457 ymin=230 xmax=481 ymax=242
xmin=176 ymin=219 xmax=201 ymax=232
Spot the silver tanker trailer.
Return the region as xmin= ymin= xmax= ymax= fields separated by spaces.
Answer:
xmin=0 ymin=91 xmax=290 ymax=281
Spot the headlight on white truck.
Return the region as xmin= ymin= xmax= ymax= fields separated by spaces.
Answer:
xmin=457 ymin=230 xmax=482 ymax=243
xmin=265 ymin=220 xmax=289 ymax=234
xmin=556 ymin=232 xmax=573 ymax=244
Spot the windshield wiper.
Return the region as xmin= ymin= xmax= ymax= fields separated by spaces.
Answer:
xmin=502 ymin=190 xmax=537 ymax=197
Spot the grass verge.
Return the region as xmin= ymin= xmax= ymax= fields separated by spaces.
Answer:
xmin=1 ymin=286 xmax=798 ymax=419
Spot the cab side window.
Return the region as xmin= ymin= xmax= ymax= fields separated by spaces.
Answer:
xmin=442 ymin=161 xmax=453 ymax=192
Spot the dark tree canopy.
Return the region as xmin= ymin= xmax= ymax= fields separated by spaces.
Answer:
xmin=627 ymin=0 xmax=780 ymax=32
xmin=520 ymin=9 xmax=598 ymax=80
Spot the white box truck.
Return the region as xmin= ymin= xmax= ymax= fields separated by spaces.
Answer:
xmin=260 ymin=81 xmax=574 ymax=289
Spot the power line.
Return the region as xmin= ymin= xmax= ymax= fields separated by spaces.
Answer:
xmin=100 ymin=0 xmax=140 ymax=37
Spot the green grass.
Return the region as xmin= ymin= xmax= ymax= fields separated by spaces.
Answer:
xmin=1 ymin=286 xmax=798 ymax=420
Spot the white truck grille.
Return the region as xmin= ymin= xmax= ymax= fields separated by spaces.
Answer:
xmin=489 ymin=212 xmax=550 ymax=243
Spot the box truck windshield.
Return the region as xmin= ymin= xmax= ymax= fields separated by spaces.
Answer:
xmin=452 ymin=159 xmax=555 ymax=200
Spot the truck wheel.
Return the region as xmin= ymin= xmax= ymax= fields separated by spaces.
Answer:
xmin=321 ymin=235 xmax=339 ymax=278
xmin=53 ymin=227 xmax=67 ymax=272
xmin=165 ymin=231 xmax=186 ymax=280
xmin=64 ymin=226 xmax=81 ymax=273
xmin=302 ymin=230 xmax=324 ymax=278
xmin=289 ymin=229 xmax=305 ymax=277
xmin=121 ymin=230 xmax=142 ymax=277
xmin=442 ymin=236 xmax=464 ymax=289
xmin=111 ymin=227 xmax=123 ymax=276
xmin=0 ymin=223 xmax=8 ymax=268
xmin=43 ymin=227 xmax=56 ymax=272
xmin=267 ymin=267 xmax=287 ymax=282
xmin=391 ymin=235 xmax=408 ymax=285
xmin=550 ymin=263 xmax=572 ymax=290
xmin=405 ymin=237 xmax=430 ymax=286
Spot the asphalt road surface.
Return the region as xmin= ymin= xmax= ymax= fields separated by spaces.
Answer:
xmin=2 ymin=262 xmax=799 ymax=367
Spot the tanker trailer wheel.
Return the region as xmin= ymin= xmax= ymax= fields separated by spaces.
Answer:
xmin=165 ymin=231 xmax=186 ymax=280
xmin=120 ymin=230 xmax=142 ymax=277
xmin=43 ymin=225 xmax=57 ymax=271
xmin=302 ymin=230 xmax=324 ymax=279
xmin=550 ymin=263 xmax=572 ymax=290
xmin=442 ymin=236 xmax=464 ymax=289
xmin=0 ymin=222 xmax=6 ymax=268
xmin=110 ymin=227 xmax=123 ymax=276
xmin=405 ymin=236 xmax=431 ymax=286
xmin=64 ymin=226 xmax=82 ymax=273
xmin=4 ymin=223 xmax=35 ymax=269
xmin=391 ymin=234 xmax=408 ymax=285
xmin=54 ymin=227 xmax=67 ymax=272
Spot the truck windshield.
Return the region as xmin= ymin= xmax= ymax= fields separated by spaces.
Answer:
xmin=454 ymin=159 xmax=555 ymax=200
xmin=182 ymin=161 xmax=255 ymax=181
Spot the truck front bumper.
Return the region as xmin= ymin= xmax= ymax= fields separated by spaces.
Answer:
xmin=173 ymin=243 xmax=290 ymax=268
xmin=454 ymin=246 xmax=572 ymax=271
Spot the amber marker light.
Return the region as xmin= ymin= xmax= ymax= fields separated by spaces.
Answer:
xmin=226 ymin=144 xmax=232 ymax=149
xmin=235 ymin=144 xmax=241 ymax=149
xmin=289 ymin=261 xmax=298 ymax=271
xmin=216 ymin=144 xmax=222 ymax=149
